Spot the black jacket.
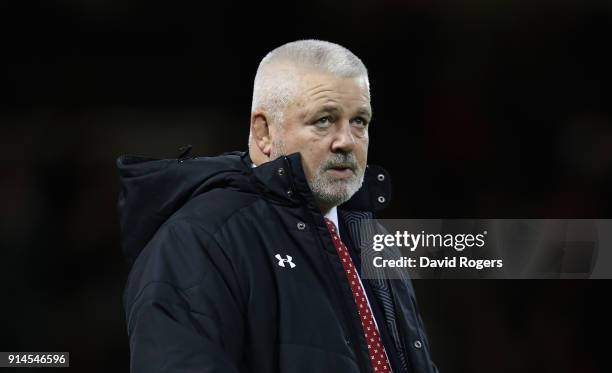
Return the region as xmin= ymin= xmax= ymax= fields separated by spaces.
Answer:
xmin=117 ymin=150 xmax=438 ymax=373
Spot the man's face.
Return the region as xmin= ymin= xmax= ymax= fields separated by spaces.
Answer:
xmin=270 ymin=69 xmax=372 ymax=211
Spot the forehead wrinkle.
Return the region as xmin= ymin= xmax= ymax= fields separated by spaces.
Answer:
xmin=295 ymin=78 xmax=371 ymax=120
xmin=307 ymin=89 xmax=367 ymax=105
xmin=304 ymin=87 xmax=337 ymax=103
xmin=301 ymin=76 xmax=369 ymax=101
xmin=303 ymin=82 xmax=329 ymax=95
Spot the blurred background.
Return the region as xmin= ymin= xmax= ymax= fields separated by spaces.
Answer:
xmin=1 ymin=0 xmax=610 ymax=372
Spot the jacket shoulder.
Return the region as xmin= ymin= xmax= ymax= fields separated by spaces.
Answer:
xmin=169 ymin=187 xmax=262 ymax=235
xmin=124 ymin=196 xmax=252 ymax=312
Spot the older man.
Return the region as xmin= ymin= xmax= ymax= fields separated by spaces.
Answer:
xmin=117 ymin=40 xmax=437 ymax=373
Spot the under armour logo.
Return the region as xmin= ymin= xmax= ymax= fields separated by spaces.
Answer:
xmin=275 ymin=254 xmax=296 ymax=268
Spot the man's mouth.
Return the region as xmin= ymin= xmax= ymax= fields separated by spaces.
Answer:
xmin=326 ymin=165 xmax=355 ymax=178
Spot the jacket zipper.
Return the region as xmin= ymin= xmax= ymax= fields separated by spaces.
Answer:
xmin=304 ymin=210 xmax=371 ymax=373
xmin=281 ymin=156 xmax=370 ymax=372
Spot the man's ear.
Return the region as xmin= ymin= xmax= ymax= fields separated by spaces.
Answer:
xmin=250 ymin=112 xmax=272 ymax=157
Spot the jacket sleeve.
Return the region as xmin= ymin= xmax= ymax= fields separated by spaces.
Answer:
xmin=124 ymin=218 xmax=246 ymax=373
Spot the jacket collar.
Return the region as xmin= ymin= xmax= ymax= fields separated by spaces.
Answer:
xmin=241 ymin=151 xmax=392 ymax=213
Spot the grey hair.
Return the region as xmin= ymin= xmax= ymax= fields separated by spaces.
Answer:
xmin=250 ymin=39 xmax=369 ymax=127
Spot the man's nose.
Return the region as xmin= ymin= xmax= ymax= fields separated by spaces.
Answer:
xmin=331 ymin=121 xmax=356 ymax=153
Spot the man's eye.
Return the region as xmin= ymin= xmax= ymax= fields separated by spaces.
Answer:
xmin=315 ymin=116 xmax=332 ymax=127
xmin=351 ymin=117 xmax=368 ymax=128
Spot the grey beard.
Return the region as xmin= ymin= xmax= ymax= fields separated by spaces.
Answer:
xmin=308 ymin=153 xmax=364 ymax=208
xmin=270 ymin=138 xmax=364 ymax=208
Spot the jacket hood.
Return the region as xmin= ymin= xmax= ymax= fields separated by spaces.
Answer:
xmin=116 ymin=150 xmax=391 ymax=268
xmin=116 ymin=151 xmax=253 ymax=268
